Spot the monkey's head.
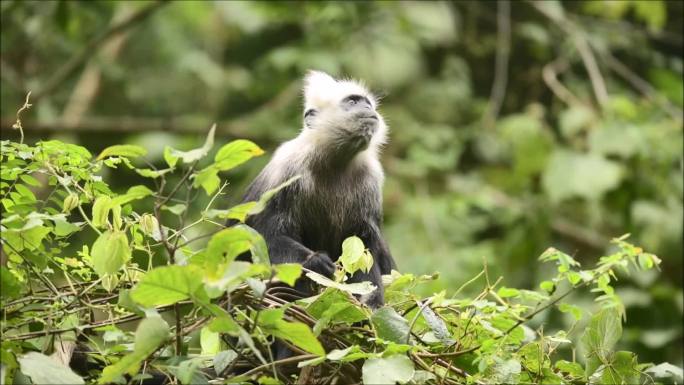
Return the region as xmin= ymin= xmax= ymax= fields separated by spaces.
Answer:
xmin=300 ymin=71 xmax=387 ymax=165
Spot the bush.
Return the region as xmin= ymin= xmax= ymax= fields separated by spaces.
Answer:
xmin=1 ymin=129 xmax=680 ymax=385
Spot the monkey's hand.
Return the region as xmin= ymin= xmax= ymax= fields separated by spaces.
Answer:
xmin=302 ymin=251 xmax=336 ymax=278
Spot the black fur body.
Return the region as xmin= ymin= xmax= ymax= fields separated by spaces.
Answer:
xmin=237 ymin=71 xmax=396 ymax=309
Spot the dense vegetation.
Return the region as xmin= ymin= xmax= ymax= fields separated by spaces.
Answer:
xmin=1 ymin=0 xmax=682 ymax=384
xmin=0 ymin=132 xmax=676 ymax=384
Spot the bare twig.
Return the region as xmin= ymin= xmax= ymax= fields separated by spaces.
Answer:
xmin=483 ymin=0 xmax=511 ymax=126
xmin=542 ymin=58 xmax=587 ymax=108
xmin=602 ymin=52 xmax=683 ymax=121
xmin=61 ymin=4 xmax=135 ymax=125
xmin=530 ymin=1 xmax=609 ymax=107
xmin=31 ymin=0 xmax=168 ymax=101
xmin=11 ymin=92 xmax=32 ymax=144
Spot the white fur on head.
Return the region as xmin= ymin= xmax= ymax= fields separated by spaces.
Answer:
xmin=303 ymin=70 xmax=377 ymax=111
xmin=301 ymin=70 xmax=387 ymax=154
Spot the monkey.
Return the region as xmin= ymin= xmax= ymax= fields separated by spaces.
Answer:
xmin=239 ymin=70 xmax=396 ymax=309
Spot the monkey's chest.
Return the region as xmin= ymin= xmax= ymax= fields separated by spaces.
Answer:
xmin=296 ymin=184 xmax=376 ymax=258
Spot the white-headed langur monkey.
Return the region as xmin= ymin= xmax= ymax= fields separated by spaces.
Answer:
xmin=237 ymin=71 xmax=396 ymax=310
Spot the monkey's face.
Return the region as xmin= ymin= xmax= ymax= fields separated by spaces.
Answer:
xmin=301 ymin=71 xmax=387 ymax=158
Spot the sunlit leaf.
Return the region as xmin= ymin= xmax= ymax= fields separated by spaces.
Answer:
xmin=130 ymin=265 xmax=204 ymax=307
xmin=97 ymin=144 xmax=147 ymax=160
xmin=91 ymin=231 xmax=131 ymax=278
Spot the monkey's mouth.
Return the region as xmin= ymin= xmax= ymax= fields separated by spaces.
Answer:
xmin=358 ymin=114 xmax=378 ymax=121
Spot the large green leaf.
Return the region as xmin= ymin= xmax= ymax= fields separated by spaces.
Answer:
xmin=339 ymin=236 xmax=373 ymax=274
xmin=274 ymin=263 xmax=302 ymax=286
xmin=99 ymin=316 xmax=169 ymax=383
xmin=130 ymin=265 xmax=204 ymax=307
xmin=91 ymin=195 xmax=112 ymax=228
xmin=91 ymin=230 xmax=131 ymax=278
xmin=111 ymin=185 xmax=153 ymax=206
xmin=589 ymin=351 xmax=641 ymax=385
xmin=371 ymin=307 xmax=411 ymax=344
xmin=96 ymin=144 xmax=147 ymax=160
xmin=18 ymin=352 xmax=84 ymax=385
xmin=213 ymin=139 xmax=264 ymax=171
xmin=580 ymin=307 xmax=622 ymax=376
xmin=203 ymin=225 xmax=269 ymax=277
xmin=258 ymin=308 xmax=325 ymax=356
xmin=542 ymin=150 xmax=622 ymax=203
xmin=362 ymin=355 xmax=415 ymax=385
xmin=0 ymin=266 xmax=22 ymax=300
xmin=305 ymin=271 xmax=376 ymax=296
xmin=164 ymin=124 xmax=216 ymax=167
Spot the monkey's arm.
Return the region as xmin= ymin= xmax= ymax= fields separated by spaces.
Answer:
xmin=265 ymin=233 xmax=335 ymax=278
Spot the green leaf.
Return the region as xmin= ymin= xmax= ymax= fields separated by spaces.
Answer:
xmin=135 ymin=168 xmax=173 ymax=179
xmin=91 ymin=231 xmax=131 ymax=278
xmin=371 ymin=307 xmax=410 ymax=343
xmin=175 ymin=358 xmax=205 ymax=385
xmin=590 ymin=351 xmax=641 ymax=385
xmin=539 ymin=280 xmax=555 ymax=294
xmin=111 ymin=185 xmax=153 ymax=206
xmin=558 ymin=303 xmax=583 ymax=321
xmin=555 ymin=360 xmax=585 ymax=379
xmin=247 ymin=175 xmax=301 ymax=217
xmin=258 ymin=309 xmax=325 ymax=356
xmin=542 ymin=150 xmax=622 ymax=203
xmin=163 ymin=146 xmax=179 ymax=168
xmin=166 ymin=124 xmax=216 ymax=165
xmin=204 ymin=225 xmax=269 ymax=277
xmin=130 ymin=265 xmax=204 ymax=307
xmin=206 ymin=202 xmax=257 ymax=222
xmin=307 ymin=288 xmax=364 ymax=320
xmin=97 ymin=144 xmax=147 ymax=160
xmin=213 ymin=350 xmax=238 ymax=376
xmin=362 ymin=355 xmax=415 ymax=385
xmin=53 ymin=218 xmax=80 ymax=236
xmin=274 ymin=263 xmax=302 ymax=286
xmin=420 ymin=303 xmax=454 ymax=345
xmin=193 ymin=167 xmax=221 ymax=195
xmin=645 ymin=362 xmax=684 ymax=383
xmin=99 ymin=316 xmax=169 ymax=384
xmin=207 ymin=314 xmax=240 ymax=334
xmin=19 ymin=174 xmax=41 ymax=187
xmin=91 ymin=195 xmax=112 ymax=228
xmin=0 ymin=266 xmax=22 ymax=300
xmin=213 ymin=139 xmax=264 ymax=171
xmin=162 ymin=204 xmax=187 ymax=216
xmin=486 ymin=357 xmax=522 ymax=384
xmin=305 ymin=271 xmax=376 ymax=296
xmin=518 ymin=343 xmax=542 ymax=373
xmin=339 ymin=236 xmax=373 ymax=274
xmin=18 ymin=352 xmax=84 ymax=384
xmin=200 ymin=326 xmax=221 ymax=355
xmin=581 ymin=307 xmax=622 ymax=376
xmin=208 ymin=176 xmax=301 ymax=222
xmin=497 ymin=286 xmax=520 ymax=298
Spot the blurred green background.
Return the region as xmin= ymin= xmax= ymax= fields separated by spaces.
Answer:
xmin=1 ymin=0 xmax=682 ymax=367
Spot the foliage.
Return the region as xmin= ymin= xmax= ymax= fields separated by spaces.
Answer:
xmin=1 ymin=0 xmax=682 ymax=378
xmin=1 ymin=133 xmax=678 ymax=384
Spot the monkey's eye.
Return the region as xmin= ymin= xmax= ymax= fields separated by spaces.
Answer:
xmin=343 ymin=94 xmax=370 ymax=107
xmin=304 ymin=109 xmax=317 ymax=118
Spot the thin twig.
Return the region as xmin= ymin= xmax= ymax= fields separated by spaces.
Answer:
xmin=31 ymin=1 xmax=168 ymax=101
xmin=11 ymin=92 xmax=32 ymax=144
xmin=483 ymin=0 xmax=511 ymax=127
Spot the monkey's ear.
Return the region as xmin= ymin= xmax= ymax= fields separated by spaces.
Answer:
xmin=304 ymin=70 xmax=337 ymax=103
